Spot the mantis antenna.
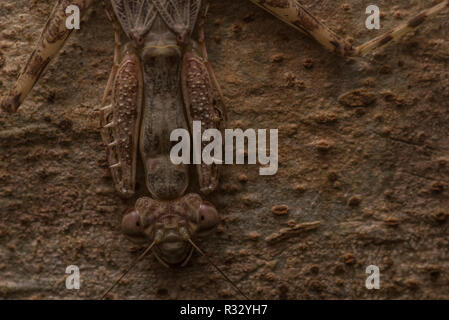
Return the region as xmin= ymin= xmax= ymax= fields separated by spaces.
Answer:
xmin=101 ymin=240 xmax=156 ymax=299
xmin=101 ymin=236 xmax=250 ymax=300
xmin=187 ymin=238 xmax=250 ymax=300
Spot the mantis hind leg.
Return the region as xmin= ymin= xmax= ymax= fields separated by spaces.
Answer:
xmin=354 ymin=1 xmax=449 ymax=56
xmin=0 ymin=0 xmax=95 ymax=112
xmin=248 ymin=0 xmax=448 ymax=57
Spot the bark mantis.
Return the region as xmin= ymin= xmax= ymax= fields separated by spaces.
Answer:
xmin=0 ymin=0 xmax=447 ymax=299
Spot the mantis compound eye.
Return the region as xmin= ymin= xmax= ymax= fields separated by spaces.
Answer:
xmin=198 ymin=202 xmax=220 ymax=232
xmin=121 ymin=209 xmax=145 ymax=242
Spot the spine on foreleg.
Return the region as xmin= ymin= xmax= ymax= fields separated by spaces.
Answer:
xmin=181 ymin=51 xmax=225 ymax=194
xmin=101 ymin=50 xmax=143 ymax=198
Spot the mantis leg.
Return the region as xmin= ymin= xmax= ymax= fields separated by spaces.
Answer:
xmin=248 ymin=0 xmax=448 ymax=57
xmin=100 ymin=45 xmax=143 ymax=198
xmin=0 ymin=0 xmax=95 ymax=112
xmin=181 ymin=48 xmax=225 ymax=195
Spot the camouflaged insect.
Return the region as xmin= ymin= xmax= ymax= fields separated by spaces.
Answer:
xmin=1 ymin=0 xmax=447 ymax=298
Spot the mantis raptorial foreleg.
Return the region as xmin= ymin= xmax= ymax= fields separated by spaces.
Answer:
xmin=181 ymin=49 xmax=223 ymax=194
xmin=180 ymin=2 xmax=226 ymax=194
xmin=99 ymin=2 xmax=145 ymax=198
xmin=100 ymin=45 xmax=143 ymax=198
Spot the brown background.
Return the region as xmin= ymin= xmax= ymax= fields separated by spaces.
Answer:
xmin=0 ymin=0 xmax=448 ymax=299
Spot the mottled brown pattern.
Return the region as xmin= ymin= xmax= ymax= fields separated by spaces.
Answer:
xmin=1 ymin=93 xmax=22 ymax=113
xmin=129 ymin=193 xmax=217 ymax=266
xmin=42 ymin=0 xmax=72 ymax=44
xmin=378 ymin=34 xmax=394 ymax=47
xmin=292 ymin=19 xmax=312 ymax=36
xmin=251 ymin=0 xmax=448 ymax=57
xmin=408 ymin=13 xmax=427 ymax=28
xmin=31 ymin=58 xmax=51 ymax=85
xmin=182 ymin=51 xmax=222 ymax=194
xmin=295 ymin=9 xmax=320 ymax=32
xmin=1 ymin=0 xmax=448 ymax=300
xmin=26 ymin=53 xmax=50 ymax=78
xmin=105 ymin=52 xmax=143 ymax=198
xmin=264 ymin=0 xmax=290 ymax=9
xmin=0 ymin=0 xmax=94 ymax=113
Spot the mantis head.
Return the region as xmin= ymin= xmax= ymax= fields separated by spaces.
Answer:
xmin=121 ymin=193 xmax=220 ymax=266
xmin=103 ymin=194 xmax=248 ymax=299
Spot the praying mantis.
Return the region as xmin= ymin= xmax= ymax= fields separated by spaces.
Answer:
xmin=0 ymin=0 xmax=447 ymax=299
